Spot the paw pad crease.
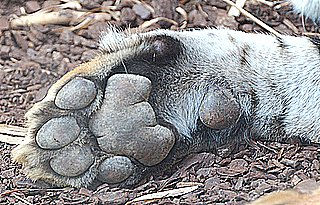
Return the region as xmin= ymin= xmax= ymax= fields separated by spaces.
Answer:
xmin=89 ymin=102 xmax=157 ymax=135
xmin=93 ymin=122 xmax=174 ymax=166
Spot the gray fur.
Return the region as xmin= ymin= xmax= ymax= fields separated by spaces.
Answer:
xmin=99 ymin=28 xmax=320 ymax=146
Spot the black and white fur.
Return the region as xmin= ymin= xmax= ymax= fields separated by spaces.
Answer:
xmin=96 ymin=0 xmax=320 ymax=173
xmin=99 ymin=27 xmax=320 ymax=151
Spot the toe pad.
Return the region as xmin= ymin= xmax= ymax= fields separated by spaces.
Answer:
xmin=55 ymin=77 xmax=97 ymax=110
xmin=97 ymin=156 xmax=134 ymax=184
xmin=50 ymin=145 xmax=94 ymax=177
xmin=199 ymin=89 xmax=240 ymax=130
xmin=36 ymin=117 xmax=80 ymax=149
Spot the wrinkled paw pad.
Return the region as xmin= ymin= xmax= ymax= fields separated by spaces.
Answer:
xmin=33 ymin=74 xmax=175 ymax=186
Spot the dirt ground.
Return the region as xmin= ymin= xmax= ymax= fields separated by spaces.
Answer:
xmin=1 ymin=0 xmax=320 ymax=204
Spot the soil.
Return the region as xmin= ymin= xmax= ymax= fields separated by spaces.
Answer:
xmin=1 ymin=0 xmax=320 ymax=204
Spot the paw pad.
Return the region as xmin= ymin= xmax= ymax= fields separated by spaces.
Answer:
xmin=14 ymin=74 xmax=175 ymax=187
xmin=98 ymin=156 xmax=134 ymax=184
xmin=199 ymin=89 xmax=240 ymax=130
xmin=50 ymin=145 xmax=94 ymax=177
xmin=55 ymin=77 xmax=97 ymax=110
xmin=90 ymin=74 xmax=175 ymax=166
xmin=36 ymin=117 xmax=80 ymax=149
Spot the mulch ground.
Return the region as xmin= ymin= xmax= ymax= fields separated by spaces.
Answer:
xmin=1 ymin=0 xmax=320 ymax=204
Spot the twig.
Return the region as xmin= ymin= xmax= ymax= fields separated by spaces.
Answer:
xmin=10 ymin=10 xmax=87 ymax=28
xmin=303 ymin=32 xmax=320 ymax=37
xmin=176 ymin=182 xmax=203 ymax=188
xmin=139 ymin=17 xmax=178 ymax=29
xmin=0 ymin=124 xmax=26 ymax=136
xmin=228 ymin=0 xmax=246 ymax=17
xmin=0 ymin=124 xmax=26 ymax=144
xmin=0 ymin=134 xmax=24 ymax=144
xmin=223 ymin=0 xmax=281 ymax=37
xmin=141 ymin=2 xmax=155 ymax=14
xmin=11 ymin=6 xmax=111 ymax=29
xmin=126 ymin=186 xmax=199 ymax=205
xmin=0 ymin=189 xmax=20 ymax=197
xmin=11 ymin=193 xmax=33 ymax=205
xmin=282 ymin=18 xmax=299 ymax=34
xmin=274 ymin=1 xmax=290 ymax=10
xmin=256 ymin=141 xmax=278 ymax=154
xmin=0 ymin=188 xmax=67 ymax=197
xmin=255 ymin=0 xmax=274 ymax=7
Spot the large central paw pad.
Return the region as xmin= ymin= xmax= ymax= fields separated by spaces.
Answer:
xmin=90 ymin=75 xmax=175 ymax=166
xmin=13 ymin=74 xmax=175 ymax=187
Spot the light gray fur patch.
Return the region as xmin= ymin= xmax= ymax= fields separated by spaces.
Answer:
xmin=162 ymin=86 xmax=207 ymax=138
